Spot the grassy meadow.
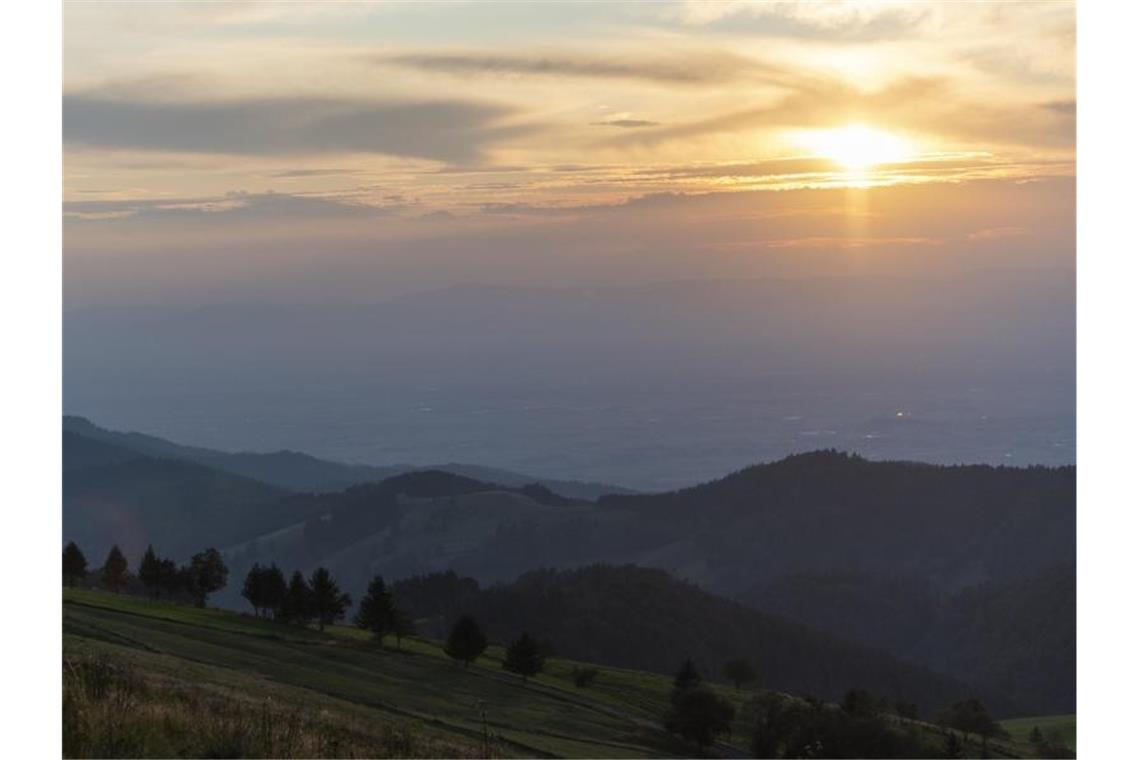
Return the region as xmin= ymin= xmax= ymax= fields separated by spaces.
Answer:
xmin=63 ymin=587 xmax=1070 ymax=758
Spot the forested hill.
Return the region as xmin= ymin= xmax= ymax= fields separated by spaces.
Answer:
xmin=394 ymin=564 xmax=1009 ymax=718
xmin=597 ymin=450 xmax=1074 ymax=593
xmin=742 ymin=565 xmax=1075 ymax=715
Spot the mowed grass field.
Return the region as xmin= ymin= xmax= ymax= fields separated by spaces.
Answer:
xmin=63 ymin=588 xmax=758 ymax=758
xmin=63 ymin=588 xmax=1067 ymax=758
xmin=1000 ymin=714 xmax=1077 ymax=752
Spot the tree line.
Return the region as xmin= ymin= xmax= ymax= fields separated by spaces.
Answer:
xmin=63 ymin=540 xmax=227 ymax=607
xmin=63 ymin=540 xmax=545 ymax=682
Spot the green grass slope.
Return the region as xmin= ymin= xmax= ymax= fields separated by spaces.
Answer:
xmin=63 ymin=589 xmax=1040 ymax=759
xmin=1000 ymin=715 xmax=1076 ymax=754
xmin=64 ymin=588 xmax=745 ymax=758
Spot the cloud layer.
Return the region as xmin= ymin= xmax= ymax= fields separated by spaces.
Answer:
xmin=64 ymin=95 xmax=531 ymax=163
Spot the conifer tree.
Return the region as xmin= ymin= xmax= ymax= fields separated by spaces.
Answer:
xmin=62 ymin=541 xmax=87 ymax=587
xmin=101 ymin=545 xmax=129 ymax=592
xmin=502 ymin=632 xmax=545 ymax=682
xmin=354 ymin=575 xmax=396 ymax=642
xmin=309 ymin=567 xmax=351 ymax=631
xmin=138 ymin=545 xmax=161 ymax=598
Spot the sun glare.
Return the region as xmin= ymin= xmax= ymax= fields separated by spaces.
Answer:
xmin=803 ymin=124 xmax=913 ymax=171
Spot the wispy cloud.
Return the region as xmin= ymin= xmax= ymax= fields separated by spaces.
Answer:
xmin=670 ymin=0 xmax=930 ymax=42
xmin=64 ymin=94 xmax=536 ymax=163
xmin=591 ymin=119 xmax=660 ymax=129
xmin=380 ymin=49 xmax=795 ymax=86
xmin=64 ymin=192 xmax=387 ymax=223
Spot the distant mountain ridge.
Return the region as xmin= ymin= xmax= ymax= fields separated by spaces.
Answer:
xmin=63 ymin=415 xmax=634 ymax=499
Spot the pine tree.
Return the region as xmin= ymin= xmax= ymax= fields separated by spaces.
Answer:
xmin=138 ymin=545 xmax=161 ymax=598
xmin=444 ymin=614 xmax=488 ymax=667
xmin=502 ymin=632 xmax=545 ymax=683
xmin=263 ymin=564 xmax=287 ymax=619
xmin=309 ymin=567 xmax=351 ymax=631
xmin=354 ymin=575 xmax=396 ymax=643
xmin=280 ymin=571 xmax=313 ymax=625
xmin=101 ymin=545 xmax=129 ymax=592
xmin=157 ymin=558 xmax=180 ymax=598
xmin=665 ymin=658 xmax=734 ymax=749
xmin=62 ymin=541 xmax=87 ymax=587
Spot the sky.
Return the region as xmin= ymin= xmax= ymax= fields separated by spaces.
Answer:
xmin=63 ymin=0 xmax=1075 ymax=309
xmin=62 ymin=2 xmax=1075 ymax=483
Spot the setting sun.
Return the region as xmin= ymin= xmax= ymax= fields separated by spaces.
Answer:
xmin=802 ymin=124 xmax=914 ymax=171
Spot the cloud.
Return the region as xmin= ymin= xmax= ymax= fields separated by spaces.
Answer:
xmin=1041 ymin=100 xmax=1076 ymax=115
xmin=608 ymin=75 xmax=1074 ymax=151
xmin=64 ymin=94 xmax=535 ymax=163
xmin=967 ymin=226 xmax=1029 ymax=242
xmin=591 ymin=119 xmax=660 ymax=129
xmin=64 ymin=192 xmax=387 ymax=223
xmin=671 ymin=0 xmax=930 ymax=41
xmin=381 ymin=49 xmax=790 ymax=86
xmin=268 ymin=168 xmax=365 ymax=178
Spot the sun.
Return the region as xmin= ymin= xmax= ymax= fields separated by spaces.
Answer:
xmin=802 ymin=124 xmax=913 ymax=171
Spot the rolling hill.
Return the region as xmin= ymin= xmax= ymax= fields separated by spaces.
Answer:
xmin=63 ymin=416 xmax=632 ymax=499
xmin=396 ymin=564 xmax=1006 ymax=718
xmin=65 ymin=588 xmax=1050 ymax=758
xmin=742 ymin=565 xmax=1075 ymax=715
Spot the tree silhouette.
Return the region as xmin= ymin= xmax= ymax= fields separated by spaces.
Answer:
xmin=138 ymin=545 xmax=161 ymax=598
xmin=63 ymin=541 xmax=87 ymax=587
xmin=939 ymin=698 xmax=1006 ymax=751
xmin=444 ymin=614 xmax=487 ymax=667
xmin=101 ymin=545 xmax=129 ymax=593
xmin=262 ymin=564 xmax=287 ymax=619
xmin=280 ymin=571 xmax=313 ymax=625
xmin=664 ymin=659 xmax=734 ymax=749
xmin=242 ymin=563 xmax=266 ymax=616
xmin=157 ymin=558 xmax=180 ymax=599
xmin=721 ymin=657 xmax=757 ymax=690
xmin=502 ymin=632 xmax=545 ymax=683
xmin=354 ymin=575 xmax=397 ymax=643
xmin=309 ymin=567 xmax=351 ymax=631
xmin=188 ymin=548 xmax=228 ymax=607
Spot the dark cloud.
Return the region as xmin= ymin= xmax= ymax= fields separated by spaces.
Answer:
xmin=64 ymin=94 xmax=535 ymax=163
xmin=591 ymin=119 xmax=660 ymax=128
xmin=381 ymin=50 xmax=793 ymax=86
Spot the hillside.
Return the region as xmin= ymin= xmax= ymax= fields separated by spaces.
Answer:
xmin=63 ymin=416 xmax=632 ymax=499
xmin=64 ymin=588 xmax=1036 ymax=758
xmin=396 ymin=564 xmax=1007 ymax=719
xmin=742 ymin=565 xmax=1075 ymax=715
xmin=596 ymin=451 xmax=1074 ymax=593
xmin=63 ymin=432 xmax=301 ymax=562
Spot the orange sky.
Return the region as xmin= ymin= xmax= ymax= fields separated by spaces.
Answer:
xmin=63 ymin=1 xmax=1074 ymax=307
